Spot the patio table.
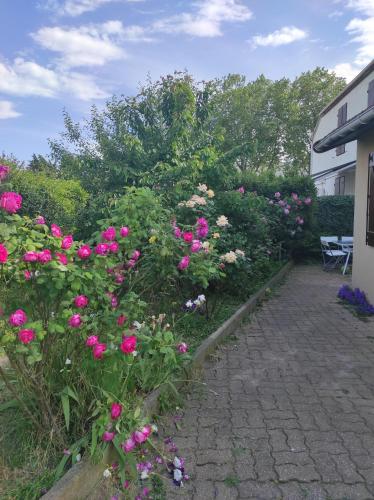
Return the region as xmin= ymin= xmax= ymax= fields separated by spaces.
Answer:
xmin=335 ymin=238 xmax=353 ymax=275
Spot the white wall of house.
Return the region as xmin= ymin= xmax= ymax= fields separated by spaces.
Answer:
xmin=352 ymin=131 xmax=374 ymax=304
xmin=314 ymin=168 xmax=355 ymax=196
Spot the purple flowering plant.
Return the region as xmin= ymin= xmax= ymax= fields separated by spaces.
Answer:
xmin=338 ymin=285 xmax=374 ymax=316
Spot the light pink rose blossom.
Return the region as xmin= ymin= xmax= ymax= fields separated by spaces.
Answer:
xmin=237 ymin=186 xmax=245 ymax=194
xmin=174 ymin=227 xmax=182 ymax=238
xmin=274 ymin=192 xmax=281 ymax=199
xmin=131 ymin=250 xmax=141 ymax=261
xmin=51 ymin=224 xmax=62 ymax=238
xmin=133 ymin=430 xmax=147 ymax=444
xmin=35 ymin=216 xmax=46 ymax=225
xmin=177 ymin=342 xmax=188 ymax=354
xmin=122 ymin=436 xmax=136 ymax=453
xmin=0 ymin=192 xmax=22 ymax=214
xmin=191 ymin=240 xmax=202 ymax=253
xmin=9 ymin=309 xmax=27 ymax=327
xmin=120 ymin=227 xmax=130 ymax=238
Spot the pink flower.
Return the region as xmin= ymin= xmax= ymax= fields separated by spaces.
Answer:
xmin=117 ymin=314 xmax=127 ymax=326
xmin=122 ymin=436 xmax=136 ymax=453
xmin=0 ymin=243 xmax=8 ymax=263
xmin=115 ymin=274 xmax=124 ymax=284
xmin=35 ymin=216 xmax=46 ymax=225
xmin=24 ymin=270 xmax=32 ymax=280
xmin=56 ymin=252 xmax=68 ymax=265
xmin=111 ymin=403 xmax=123 ymax=420
xmin=304 ymin=196 xmax=312 ymax=205
xmin=0 ymin=164 xmax=10 ymax=181
xmin=283 ymin=209 xmax=290 ymax=215
xmin=120 ymin=335 xmax=137 ymax=354
xmin=120 ymin=226 xmax=130 ymax=238
xmin=0 ymin=192 xmax=22 ymax=214
xmin=109 ymin=241 xmax=119 ymax=253
xmin=178 ymin=255 xmax=190 ymax=271
xmin=141 ymin=425 xmax=152 ymax=438
xmin=38 ymin=249 xmax=52 ymax=264
xmin=102 ymin=226 xmax=116 ymax=241
xmin=196 ymin=217 xmax=209 ymax=239
xmin=51 ymin=224 xmax=62 ymax=238
xmin=9 ymin=309 xmax=27 ymax=327
xmin=95 ymin=243 xmax=109 ymax=255
xmin=274 ymin=192 xmax=281 ymax=199
xmin=102 ymin=431 xmax=115 ymax=442
xmin=18 ymin=329 xmax=35 ymax=344
xmin=23 ymin=251 xmax=39 ymax=262
xmin=174 ymin=227 xmax=182 ymax=238
xmin=86 ymin=335 xmax=99 ymax=347
xmin=74 ymin=295 xmax=89 ymax=308
xmin=237 ymin=186 xmax=245 ymax=194
xmin=93 ymin=342 xmax=107 ymax=359
xmin=133 ymin=430 xmax=147 ymax=444
xmin=61 ymin=235 xmax=73 ymax=250
xmin=127 ymin=258 xmax=136 ymax=269
xmin=131 ymin=250 xmax=141 ymax=261
xmin=182 ymin=232 xmax=194 ymax=243
xmin=68 ymin=314 xmax=82 ymax=328
xmin=77 ymin=245 xmax=92 ymax=260
xmin=177 ymin=342 xmax=188 ymax=354
xmin=291 ymin=192 xmax=298 ymax=201
xmin=296 ymin=216 xmax=304 ymax=225
xmin=191 ymin=240 xmax=202 ymax=253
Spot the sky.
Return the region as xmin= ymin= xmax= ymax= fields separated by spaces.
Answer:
xmin=0 ymin=0 xmax=373 ymax=162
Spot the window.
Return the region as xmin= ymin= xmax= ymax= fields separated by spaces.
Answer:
xmin=367 ymin=152 xmax=374 ymax=247
xmin=336 ymin=103 xmax=347 ymax=156
xmin=368 ymin=79 xmax=374 ymax=108
xmin=334 ymin=175 xmax=345 ymax=195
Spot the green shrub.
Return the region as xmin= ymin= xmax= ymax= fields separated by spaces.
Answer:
xmin=316 ymin=195 xmax=354 ymax=237
xmin=9 ymin=169 xmax=88 ymax=231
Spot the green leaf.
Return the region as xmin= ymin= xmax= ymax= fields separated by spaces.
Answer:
xmin=65 ymin=385 xmax=79 ymax=403
xmin=61 ymin=393 xmax=70 ymax=431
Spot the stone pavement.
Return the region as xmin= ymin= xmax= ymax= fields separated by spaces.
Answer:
xmin=163 ymin=265 xmax=374 ymax=500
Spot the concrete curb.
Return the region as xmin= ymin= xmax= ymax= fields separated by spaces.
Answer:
xmin=42 ymin=260 xmax=293 ymax=499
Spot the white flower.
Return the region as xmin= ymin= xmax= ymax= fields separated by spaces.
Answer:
xmin=197 ymin=183 xmax=208 ymax=193
xmin=140 ymin=470 xmax=149 ymax=480
xmin=194 ymin=294 xmax=206 ymax=306
xmin=151 ymin=424 xmax=158 ymax=433
xmin=191 ymin=195 xmax=207 ymax=206
xmin=216 ymin=215 xmax=229 ymax=227
xmin=132 ymin=351 xmax=138 ymax=357
xmin=178 ymin=201 xmax=186 ymax=207
xmin=235 ymin=249 xmax=245 ymax=257
xmin=207 ymin=189 xmax=215 ymax=198
xmin=202 ymin=241 xmax=210 ymax=250
xmin=173 ymin=457 xmax=182 ymax=468
xmin=133 ymin=321 xmax=142 ymax=330
xmin=186 ymin=200 xmax=196 ymax=208
xmin=173 ymin=468 xmax=183 ymax=482
xmin=186 ymin=300 xmax=194 ymax=308
xmin=65 ymin=358 xmax=72 ymax=365
xmin=103 ymin=468 xmax=111 ymax=478
xmin=76 ymin=453 xmax=81 ymax=462
xmin=221 ymin=251 xmax=237 ymax=264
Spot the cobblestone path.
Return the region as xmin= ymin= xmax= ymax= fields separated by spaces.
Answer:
xmin=164 ymin=265 xmax=374 ymax=500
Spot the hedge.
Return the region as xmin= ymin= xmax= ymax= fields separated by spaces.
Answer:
xmin=316 ymin=195 xmax=355 ymax=237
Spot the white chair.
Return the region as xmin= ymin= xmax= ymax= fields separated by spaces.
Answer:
xmin=320 ymin=237 xmax=346 ymax=271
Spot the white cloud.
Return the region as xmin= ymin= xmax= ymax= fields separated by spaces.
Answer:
xmin=0 ymin=58 xmax=108 ymax=100
xmin=0 ymin=100 xmax=21 ymax=119
xmin=32 ymin=22 xmax=126 ymax=68
xmin=328 ymin=10 xmax=344 ymax=18
xmin=251 ymin=26 xmax=308 ymax=48
xmin=153 ymin=0 xmax=252 ymax=38
xmin=331 ymin=0 xmax=374 ymax=82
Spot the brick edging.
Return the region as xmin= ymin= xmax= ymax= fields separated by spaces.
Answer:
xmin=42 ymin=260 xmax=293 ymax=499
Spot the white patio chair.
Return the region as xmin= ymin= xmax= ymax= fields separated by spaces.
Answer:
xmin=320 ymin=237 xmax=346 ymax=271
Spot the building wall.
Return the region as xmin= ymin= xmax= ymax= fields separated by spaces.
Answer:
xmin=310 ymin=141 xmax=356 ymax=177
xmin=352 ymin=131 xmax=374 ymax=304
xmin=314 ymin=169 xmax=356 ymax=196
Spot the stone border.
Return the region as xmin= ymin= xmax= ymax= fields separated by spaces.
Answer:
xmin=42 ymin=260 xmax=293 ymax=499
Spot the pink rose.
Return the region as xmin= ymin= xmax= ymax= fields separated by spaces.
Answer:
xmin=291 ymin=192 xmax=298 ymax=201
xmin=18 ymin=329 xmax=35 ymax=344
xmin=24 ymin=270 xmax=32 ymax=280
xmin=56 ymin=252 xmax=68 ymax=265
xmin=35 ymin=216 xmax=46 ymax=225
xmin=0 ymin=192 xmax=22 ymax=214
xmin=120 ymin=335 xmax=137 ymax=354
xmin=274 ymin=192 xmax=281 ymax=199
xmin=95 ymin=243 xmax=109 ymax=255
xmin=122 ymin=436 xmax=136 ymax=453
xmin=9 ymin=309 xmax=27 ymax=327
xmin=115 ymin=274 xmax=124 ymax=284
xmin=111 ymin=403 xmax=123 ymax=420
xmin=178 ymin=255 xmax=190 ymax=271
xmin=131 ymin=250 xmax=141 ymax=261
xmin=109 ymin=241 xmax=119 ymax=253
xmin=174 ymin=227 xmax=182 ymax=238
xmin=77 ymin=245 xmax=91 ymax=260
xmin=284 ymin=209 xmax=290 ymax=215
xmin=237 ymin=186 xmax=245 ymax=194
xmin=196 ymin=218 xmax=209 ymax=239
xmin=133 ymin=430 xmax=147 ymax=444
xmin=177 ymin=342 xmax=188 ymax=354
xmin=68 ymin=314 xmax=82 ymax=328
xmin=304 ymin=196 xmax=312 ymax=205
xmin=117 ymin=314 xmax=127 ymax=326
xmin=51 ymin=224 xmax=62 ymax=238
xmin=182 ymin=232 xmax=194 ymax=243
xmin=191 ymin=240 xmax=202 ymax=253
xmin=111 ymin=295 xmax=118 ymax=308
xmin=101 ymin=226 xmax=116 ymax=241
xmin=0 ymin=243 xmax=8 ymax=263
xmin=74 ymin=295 xmax=89 ymax=308
xmin=86 ymin=335 xmax=99 ymax=346
xmin=296 ymin=216 xmax=304 ymax=225
xmin=0 ymin=164 xmax=10 ymax=181
xmin=23 ymin=251 xmax=39 ymax=262
xmin=93 ymin=342 xmax=107 ymax=359
xmin=102 ymin=431 xmax=115 ymax=442
xmin=61 ymin=235 xmax=73 ymax=250
xmin=127 ymin=259 xmax=136 ymax=269
xmin=38 ymin=249 xmax=52 ymax=264
xmin=141 ymin=425 xmax=152 ymax=438
xmin=120 ymin=226 xmax=129 ymax=238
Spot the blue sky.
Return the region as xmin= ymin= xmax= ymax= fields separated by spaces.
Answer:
xmin=0 ymin=0 xmax=373 ymax=162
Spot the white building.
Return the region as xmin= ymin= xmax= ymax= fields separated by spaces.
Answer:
xmin=311 ymin=60 xmax=374 ymax=196
xmin=313 ymin=59 xmax=374 ymax=303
